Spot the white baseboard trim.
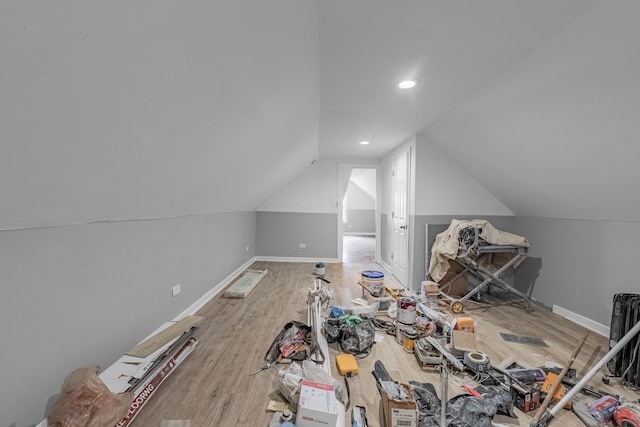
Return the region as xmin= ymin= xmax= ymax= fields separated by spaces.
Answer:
xmin=376 ymin=260 xmax=392 ymax=274
xmin=176 ymin=255 xmax=339 ymax=322
xmin=174 ymin=257 xmax=257 ymax=321
xmin=343 ymin=232 xmax=376 ymax=236
xmin=254 ymin=256 xmax=340 ymax=264
xmin=552 ymin=305 xmax=609 ymax=337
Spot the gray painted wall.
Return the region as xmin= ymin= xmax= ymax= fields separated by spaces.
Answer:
xmin=514 ymin=216 xmax=640 ymax=327
xmin=344 ymin=209 xmax=375 ymax=234
xmin=0 ymin=211 xmax=256 ymax=427
xmin=256 ymin=211 xmax=338 ymax=259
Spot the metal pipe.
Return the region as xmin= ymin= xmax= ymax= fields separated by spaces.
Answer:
xmin=441 ymin=362 xmax=448 ymax=426
xmin=307 ymin=279 xmax=345 ymax=427
xmin=534 ymin=319 xmax=640 ymax=425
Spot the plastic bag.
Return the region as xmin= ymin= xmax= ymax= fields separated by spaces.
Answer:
xmin=278 ymin=362 xmax=305 ymax=410
xmin=338 ymin=317 xmax=375 ymax=357
xmin=48 ymin=366 xmax=132 ymax=427
xmin=409 ymin=381 xmax=496 ymax=427
xmin=302 ymin=360 xmax=344 ymax=402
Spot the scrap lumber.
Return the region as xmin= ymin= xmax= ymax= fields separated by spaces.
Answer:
xmin=126 ymin=315 xmax=204 ymax=358
xmin=224 ymin=268 xmax=268 ymax=298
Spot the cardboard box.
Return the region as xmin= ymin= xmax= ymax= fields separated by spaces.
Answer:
xmin=296 ymin=380 xmax=338 ymax=427
xmin=451 ymin=329 xmax=477 ymax=358
xmin=380 ymin=383 xmax=418 ymax=427
xmin=440 ymin=260 xmax=468 ymax=296
xmin=510 ymin=382 xmax=540 ymax=413
xmin=423 ymin=283 xmax=440 ymax=307
xmin=116 ymin=337 xmax=198 ymax=426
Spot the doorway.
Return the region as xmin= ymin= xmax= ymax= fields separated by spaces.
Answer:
xmin=339 ymin=167 xmax=378 ymax=263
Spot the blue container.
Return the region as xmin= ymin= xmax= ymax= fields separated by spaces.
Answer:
xmin=361 ymin=270 xmax=384 ymax=279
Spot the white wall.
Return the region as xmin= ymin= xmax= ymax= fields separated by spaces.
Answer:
xmin=257 ymin=158 xmax=380 ymax=259
xmin=345 ymin=180 xmax=375 ymax=210
xmin=344 ymin=180 xmax=376 ymax=234
xmin=414 ymin=134 xmax=514 ymax=216
xmin=258 ymin=159 xmax=339 ymax=214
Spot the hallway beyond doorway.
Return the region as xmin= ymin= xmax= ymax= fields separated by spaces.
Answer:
xmin=342 ymin=235 xmax=375 ymax=263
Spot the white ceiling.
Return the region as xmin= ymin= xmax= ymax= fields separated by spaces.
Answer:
xmin=317 ymin=0 xmax=600 ymax=158
xmin=4 ymin=0 xmax=640 ymax=228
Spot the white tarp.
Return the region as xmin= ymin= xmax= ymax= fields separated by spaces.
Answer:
xmin=429 ymin=219 xmax=529 ymax=282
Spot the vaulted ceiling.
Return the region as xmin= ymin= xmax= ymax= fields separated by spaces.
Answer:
xmin=3 ymin=0 xmax=638 ymax=229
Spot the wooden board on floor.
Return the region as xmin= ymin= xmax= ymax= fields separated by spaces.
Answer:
xmin=126 ymin=315 xmax=204 ymax=358
xmin=224 ymin=269 xmax=268 ymax=298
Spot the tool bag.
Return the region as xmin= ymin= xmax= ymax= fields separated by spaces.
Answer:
xmin=263 ymin=321 xmax=325 ymax=367
xmin=324 ymin=315 xmax=375 ymax=357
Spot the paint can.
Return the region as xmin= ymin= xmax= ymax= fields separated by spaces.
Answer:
xmin=397 ymin=296 xmax=417 ymax=325
xmin=403 ymin=329 xmax=418 ymax=353
xmin=361 ymin=270 xmax=384 ymax=296
xmin=395 ymin=322 xmax=411 ymax=344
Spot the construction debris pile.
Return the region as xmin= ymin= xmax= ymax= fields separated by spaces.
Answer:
xmin=258 ymin=269 xmax=640 ymax=427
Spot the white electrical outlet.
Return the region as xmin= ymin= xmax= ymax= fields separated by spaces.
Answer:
xmin=172 ymin=284 xmax=181 ymax=297
xmin=246 ymin=245 xmax=250 ymax=252
xmin=299 ymin=243 xmax=306 ymax=249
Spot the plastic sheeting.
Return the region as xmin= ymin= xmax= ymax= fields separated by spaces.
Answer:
xmin=409 ymin=381 xmax=497 ymax=427
xmin=429 ymin=219 xmax=529 ymax=282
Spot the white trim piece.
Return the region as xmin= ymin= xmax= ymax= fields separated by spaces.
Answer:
xmin=254 ymin=256 xmax=340 ymax=264
xmin=552 ymin=305 xmax=609 ymax=337
xmin=343 ymin=232 xmax=376 ymax=236
xmin=377 ymin=259 xmax=394 ymax=276
xmin=224 ymin=268 xmax=268 ymax=298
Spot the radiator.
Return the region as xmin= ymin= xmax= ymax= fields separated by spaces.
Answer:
xmin=607 ymin=293 xmax=640 ymax=387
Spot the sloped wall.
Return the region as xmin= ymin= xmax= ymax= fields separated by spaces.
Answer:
xmin=421 ymin=2 xmax=640 ymax=327
xmin=380 ymin=134 xmax=515 ymax=290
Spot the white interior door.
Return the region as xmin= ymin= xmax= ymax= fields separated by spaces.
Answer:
xmin=391 ymin=150 xmax=409 ymax=286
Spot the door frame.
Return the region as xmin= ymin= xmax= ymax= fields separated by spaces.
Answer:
xmin=337 ymin=163 xmax=381 ymax=262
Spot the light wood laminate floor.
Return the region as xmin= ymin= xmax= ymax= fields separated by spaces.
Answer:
xmin=130 ymin=261 xmax=639 ymax=426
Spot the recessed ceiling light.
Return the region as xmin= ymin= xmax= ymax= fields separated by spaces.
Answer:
xmin=359 ymin=140 xmax=370 ymax=145
xmin=398 ymin=79 xmax=417 ymax=89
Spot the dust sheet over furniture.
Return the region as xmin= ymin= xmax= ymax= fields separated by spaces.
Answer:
xmin=428 ymin=219 xmax=531 ymax=313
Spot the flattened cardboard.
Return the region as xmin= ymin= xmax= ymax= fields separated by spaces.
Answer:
xmin=452 ymin=330 xmax=477 ymax=353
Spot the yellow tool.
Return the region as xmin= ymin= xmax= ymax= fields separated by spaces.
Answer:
xmin=336 ymin=353 xmax=360 ymax=413
xmin=384 ymin=286 xmax=399 ymax=300
xmin=336 ymin=353 xmax=359 ymax=376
